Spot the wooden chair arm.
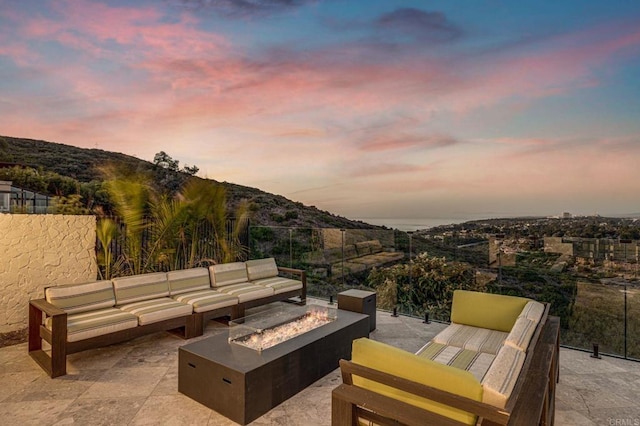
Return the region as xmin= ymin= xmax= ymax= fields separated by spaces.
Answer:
xmin=339 ymin=360 xmax=509 ymax=424
xmin=30 ymin=298 xmax=67 ymax=318
xmin=277 ymin=266 xmax=306 ymax=279
xmin=332 ymin=383 xmax=466 ymax=426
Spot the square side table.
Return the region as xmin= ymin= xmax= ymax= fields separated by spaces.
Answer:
xmin=337 ymin=289 xmax=376 ymax=332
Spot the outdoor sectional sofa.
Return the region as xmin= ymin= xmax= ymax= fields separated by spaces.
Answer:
xmin=28 ymin=258 xmax=306 ymax=378
xmin=332 ymin=290 xmax=560 ymax=426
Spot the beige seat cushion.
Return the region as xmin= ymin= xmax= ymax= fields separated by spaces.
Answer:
xmin=118 ymin=297 xmax=193 ymax=325
xmin=167 ymin=268 xmax=211 ymax=296
xmin=172 ymin=290 xmax=238 ymax=313
xmin=416 ymin=341 xmax=496 ymax=382
xmin=245 ymin=258 xmax=279 ymax=281
xmin=519 ymin=300 xmax=546 ymax=323
xmin=252 ymin=276 xmax=302 ymax=295
xmin=45 ymin=280 xmax=115 ymax=314
xmin=217 ymin=282 xmax=274 ymax=303
xmin=112 ymin=272 xmax=169 ymax=305
xmin=46 ymin=308 xmax=138 ymax=342
xmin=481 ymin=345 xmax=526 ymax=408
xmin=432 ymin=323 xmax=508 ymax=355
xmin=209 ymin=262 xmax=250 ymax=289
xmin=505 ymin=317 xmax=537 ymax=351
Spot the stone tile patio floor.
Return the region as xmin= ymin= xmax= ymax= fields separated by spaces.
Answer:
xmin=1 ymin=299 xmax=639 ymax=425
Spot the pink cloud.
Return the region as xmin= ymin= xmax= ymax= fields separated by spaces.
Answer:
xmin=444 ymin=21 xmax=640 ymax=112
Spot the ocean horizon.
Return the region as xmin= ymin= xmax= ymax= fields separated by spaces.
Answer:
xmin=355 ymin=217 xmax=471 ymax=232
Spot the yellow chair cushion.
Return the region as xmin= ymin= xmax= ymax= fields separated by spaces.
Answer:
xmin=451 ymin=290 xmax=530 ymax=332
xmin=351 ymin=338 xmax=482 ymax=426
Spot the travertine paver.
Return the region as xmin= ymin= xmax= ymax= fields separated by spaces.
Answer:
xmin=0 ymin=299 xmax=638 ymax=425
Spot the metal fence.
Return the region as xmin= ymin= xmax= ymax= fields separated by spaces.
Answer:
xmin=96 ymin=216 xmax=249 ymax=277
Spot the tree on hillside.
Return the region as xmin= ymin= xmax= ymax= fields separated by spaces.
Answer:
xmin=153 ymin=151 xmax=199 ymax=194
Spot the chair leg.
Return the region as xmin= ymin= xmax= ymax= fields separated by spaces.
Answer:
xmin=50 ymin=313 xmax=67 ymax=378
xmin=186 ymin=313 xmax=203 ymax=338
xmin=28 ymin=303 xmax=43 ymax=353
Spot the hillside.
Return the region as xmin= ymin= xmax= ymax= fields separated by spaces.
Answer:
xmin=0 ymin=135 xmax=375 ymax=229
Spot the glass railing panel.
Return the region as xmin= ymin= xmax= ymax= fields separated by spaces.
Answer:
xmin=560 ymin=281 xmax=625 ymax=357
xmin=627 ymin=285 xmax=640 ymax=359
xmin=248 ymin=226 xmax=401 ymax=301
xmin=246 ymin=225 xmax=638 ymax=359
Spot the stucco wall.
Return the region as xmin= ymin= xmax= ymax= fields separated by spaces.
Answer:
xmin=0 ymin=214 xmax=97 ymax=333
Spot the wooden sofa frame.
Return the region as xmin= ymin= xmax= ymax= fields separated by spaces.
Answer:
xmin=332 ymin=306 xmax=560 ymax=426
xmin=29 ymin=266 xmax=307 ymax=378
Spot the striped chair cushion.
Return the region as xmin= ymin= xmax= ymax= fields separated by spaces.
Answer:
xmin=209 ymin=262 xmax=250 ymax=289
xmin=432 ymin=323 xmax=508 ymax=355
xmin=172 ymin=290 xmax=238 ymax=313
xmin=252 ymin=276 xmax=302 ymax=295
xmin=518 ymin=301 xmax=545 ymax=324
xmin=245 ymin=258 xmax=279 ymax=281
xmin=45 ymin=281 xmax=115 ymax=314
xmin=167 ymin=268 xmax=211 ymax=296
xmin=416 ymin=341 xmax=496 ymax=382
xmin=112 ymin=272 xmax=169 ymax=305
xmin=481 ymin=345 xmax=526 ymax=408
xmin=505 ymin=317 xmax=537 ymax=351
xmin=45 ymin=307 xmax=138 ymax=342
xmin=118 ymin=297 xmax=193 ymax=325
xmin=217 ymin=282 xmax=274 ymax=303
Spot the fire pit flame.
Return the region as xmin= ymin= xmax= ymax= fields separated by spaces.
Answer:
xmin=229 ymin=305 xmax=336 ymax=352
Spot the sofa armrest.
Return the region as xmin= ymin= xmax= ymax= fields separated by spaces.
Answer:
xmin=30 ymin=298 xmax=66 ymax=317
xmin=277 ymin=266 xmax=307 ymax=300
xmin=337 ymin=359 xmax=509 ymax=425
xmin=29 ymin=298 xmax=68 ymax=378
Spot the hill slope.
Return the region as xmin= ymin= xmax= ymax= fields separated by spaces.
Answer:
xmin=0 ymin=135 xmax=375 ymax=229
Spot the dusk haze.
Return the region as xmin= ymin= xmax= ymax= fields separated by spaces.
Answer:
xmin=2 ymin=0 xmax=640 ymax=223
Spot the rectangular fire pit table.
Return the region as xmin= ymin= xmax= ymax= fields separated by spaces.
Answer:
xmin=178 ymin=304 xmax=369 ymax=425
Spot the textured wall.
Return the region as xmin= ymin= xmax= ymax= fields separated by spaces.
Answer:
xmin=0 ymin=214 xmax=97 ymax=333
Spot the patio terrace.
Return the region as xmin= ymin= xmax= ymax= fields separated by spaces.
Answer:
xmin=1 ymin=299 xmax=639 ymax=425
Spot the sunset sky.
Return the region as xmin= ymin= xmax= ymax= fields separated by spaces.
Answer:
xmin=2 ymin=1 xmax=640 ymax=224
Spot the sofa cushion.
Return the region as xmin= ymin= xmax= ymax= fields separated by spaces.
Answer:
xmin=112 ymin=272 xmax=169 ymax=305
xmin=216 ymin=282 xmax=274 ymax=303
xmin=481 ymin=345 xmax=526 ymax=408
xmin=45 ymin=280 xmax=115 ymax=314
xmin=518 ymin=300 xmax=546 ymax=324
xmin=167 ymin=268 xmax=211 ymax=296
xmin=252 ymin=276 xmax=302 ymax=295
xmin=46 ymin=307 xmax=138 ymax=342
xmin=351 ymin=338 xmax=482 ymax=426
xmin=451 ymin=290 xmax=530 ymax=332
xmin=172 ymin=290 xmax=238 ymax=313
xmin=432 ymin=323 xmax=508 ymax=355
xmin=209 ymin=262 xmax=250 ymax=289
xmin=416 ymin=341 xmax=496 ymax=382
xmin=505 ymin=317 xmax=537 ymax=351
xmin=118 ymin=297 xmax=193 ymax=325
xmin=245 ymin=258 xmax=279 ymax=281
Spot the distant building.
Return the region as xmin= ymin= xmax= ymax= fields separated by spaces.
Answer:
xmin=488 ymin=235 xmax=517 ymax=268
xmin=562 ymin=212 xmax=572 ymax=219
xmin=0 ymin=180 xmax=52 ymax=214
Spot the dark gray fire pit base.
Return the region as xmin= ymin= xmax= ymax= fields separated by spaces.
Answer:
xmin=178 ymin=309 xmax=369 ymax=425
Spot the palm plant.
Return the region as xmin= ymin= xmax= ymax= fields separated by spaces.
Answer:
xmin=96 ymin=167 xmax=248 ymax=278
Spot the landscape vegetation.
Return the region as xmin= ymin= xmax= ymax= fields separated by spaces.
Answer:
xmin=1 ymin=135 xmax=639 ymax=358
